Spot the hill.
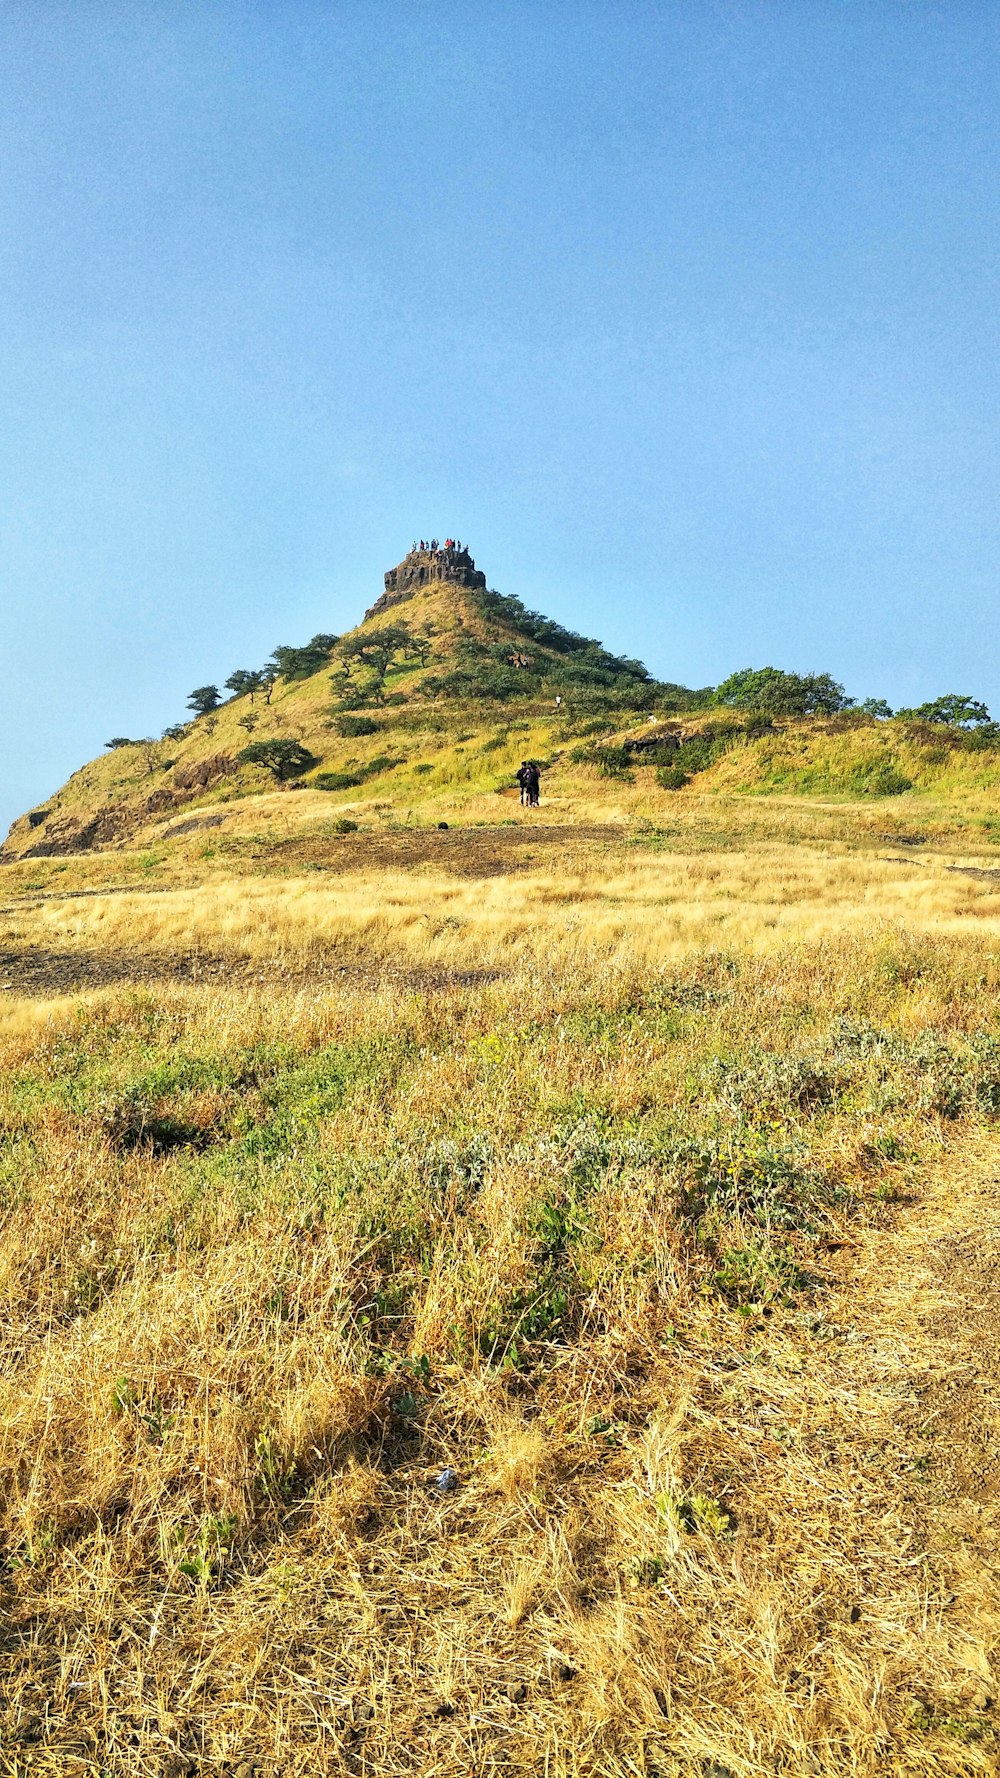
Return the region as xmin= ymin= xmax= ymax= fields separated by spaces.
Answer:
xmin=1 ymin=547 xmax=700 ymax=861
xmin=4 ymin=544 xmax=1000 ymax=873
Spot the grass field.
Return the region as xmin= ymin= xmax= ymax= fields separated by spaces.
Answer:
xmin=1 ymin=805 xmax=999 ymax=1777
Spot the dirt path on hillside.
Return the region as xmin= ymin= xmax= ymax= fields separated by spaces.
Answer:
xmin=840 ymin=1141 xmax=1000 ymax=1731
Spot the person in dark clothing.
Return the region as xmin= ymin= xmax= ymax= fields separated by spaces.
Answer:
xmin=525 ymin=762 xmax=541 ymax=807
xmin=516 ymin=761 xmax=531 ymax=806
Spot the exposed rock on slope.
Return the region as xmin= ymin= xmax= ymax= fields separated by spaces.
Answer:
xmin=366 ymin=544 xmax=486 ymax=618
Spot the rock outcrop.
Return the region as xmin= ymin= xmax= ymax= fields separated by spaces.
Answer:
xmin=366 ymin=544 xmax=486 ymax=619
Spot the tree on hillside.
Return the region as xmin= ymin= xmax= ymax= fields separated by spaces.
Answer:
xmin=338 ymin=624 xmax=416 ymax=693
xmin=105 ymin=736 xmax=137 ymax=749
xmin=225 ymin=668 xmax=266 ymax=702
xmin=162 ymin=723 xmax=189 ymax=741
xmin=237 ymin=738 xmax=318 ymax=781
xmin=187 ymin=685 xmax=222 ymax=716
xmin=714 ymin=667 xmax=852 ymax=716
xmin=896 ymin=693 xmax=991 ymax=728
xmin=860 ymin=698 xmax=894 ymax=720
xmin=140 ymin=738 xmax=165 ymax=775
xmin=267 ymin=635 xmax=340 ymax=682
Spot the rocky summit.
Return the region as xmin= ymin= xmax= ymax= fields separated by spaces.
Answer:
xmin=366 ymin=541 xmax=487 ymax=618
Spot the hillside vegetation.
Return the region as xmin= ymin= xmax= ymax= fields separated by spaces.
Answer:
xmin=2 ymin=567 xmax=1000 ymax=1776
xmin=5 ymin=573 xmax=1000 ymax=864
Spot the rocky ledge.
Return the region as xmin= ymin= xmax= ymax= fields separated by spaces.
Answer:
xmin=366 ymin=544 xmax=487 ymax=618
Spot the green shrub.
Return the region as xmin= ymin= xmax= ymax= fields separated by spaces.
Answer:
xmin=336 ymin=715 xmax=380 ymax=737
xmin=676 ymin=1130 xmax=841 ymax=1231
xmin=573 ymin=745 xmax=634 ymax=779
xmin=867 ymin=767 xmax=913 ymax=796
xmin=709 ymin=1240 xmax=810 ymax=1305
xmin=656 ymin=766 xmax=689 ymax=790
xmin=313 ymin=772 xmax=363 ymax=792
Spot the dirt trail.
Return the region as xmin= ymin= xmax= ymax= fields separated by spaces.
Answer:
xmin=842 ymin=1138 xmax=1000 ymax=1728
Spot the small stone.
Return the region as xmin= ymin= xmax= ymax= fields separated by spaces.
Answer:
xmin=436 ymin=1467 xmax=458 ymax=1492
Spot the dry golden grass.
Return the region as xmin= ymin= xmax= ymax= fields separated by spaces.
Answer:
xmin=1 ymin=821 xmax=999 ymax=1775
xmin=4 ymin=840 xmax=1000 ymax=983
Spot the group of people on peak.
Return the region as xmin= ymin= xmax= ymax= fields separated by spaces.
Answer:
xmin=413 ymin=538 xmax=467 ymax=556
xmin=516 ymin=760 xmax=541 ymax=807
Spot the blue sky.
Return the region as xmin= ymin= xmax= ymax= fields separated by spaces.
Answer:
xmin=2 ymin=2 xmax=998 ymax=832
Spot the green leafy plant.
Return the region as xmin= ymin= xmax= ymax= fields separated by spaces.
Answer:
xmin=237 ymin=739 xmax=318 ymax=781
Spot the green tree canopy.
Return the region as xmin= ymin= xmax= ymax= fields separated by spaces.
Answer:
xmin=237 ymin=739 xmax=318 ymax=781
xmin=714 ymin=667 xmax=851 ymax=716
xmin=267 ymin=635 xmax=339 ymax=681
xmin=225 ymin=669 xmax=267 ymax=701
xmin=896 ymin=694 xmax=991 ymax=728
xmin=338 ymin=623 xmax=416 ymax=685
xmin=186 ymin=685 xmax=222 ymax=716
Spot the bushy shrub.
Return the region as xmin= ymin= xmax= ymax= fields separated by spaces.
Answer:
xmin=675 ymin=1130 xmax=842 ymax=1232
xmin=593 ymin=747 xmax=634 ymax=779
xmin=336 ymin=715 xmax=380 ymax=738
xmin=852 ymin=765 xmax=913 ymax=797
xmin=656 ymin=766 xmax=689 ymax=790
xmin=314 ymin=772 xmax=363 ymax=792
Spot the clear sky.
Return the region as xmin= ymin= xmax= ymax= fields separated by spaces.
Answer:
xmin=2 ymin=2 xmax=998 ymax=833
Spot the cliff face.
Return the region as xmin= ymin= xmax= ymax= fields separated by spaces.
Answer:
xmin=366 ymin=545 xmax=486 ymax=618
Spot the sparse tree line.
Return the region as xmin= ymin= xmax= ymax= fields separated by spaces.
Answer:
xmin=711 ymin=668 xmax=994 ymax=729
xmin=101 ymin=624 xmax=432 ymax=782
xmin=103 ymin=619 xmax=997 ymax=787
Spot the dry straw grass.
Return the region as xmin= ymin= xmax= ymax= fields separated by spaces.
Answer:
xmin=4 ymin=840 xmax=1000 ymax=982
xmin=1 ymin=835 xmax=999 ymax=1775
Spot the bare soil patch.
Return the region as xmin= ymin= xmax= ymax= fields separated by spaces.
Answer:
xmin=264 ymin=821 xmax=623 ymax=877
xmin=0 ymin=945 xmax=504 ymax=999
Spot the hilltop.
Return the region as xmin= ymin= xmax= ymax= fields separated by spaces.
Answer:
xmin=4 ymin=545 xmax=1000 ymax=869
xmin=1 ymin=547 xmax=691 ymax=861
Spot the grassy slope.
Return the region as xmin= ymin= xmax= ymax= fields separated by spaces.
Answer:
xmin=2 ymin=827 xmax=1000 ymax=1774
xmin=6 ymin=580 xmax=1000 ymax=870
xmin=5 ymin=584 xmax=1000 ymax=1776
